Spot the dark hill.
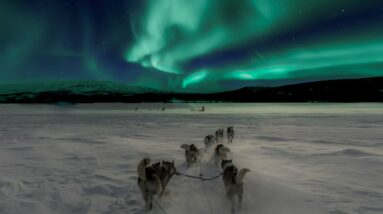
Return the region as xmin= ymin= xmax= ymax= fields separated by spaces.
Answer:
xmin=0 ymin=77 xmax=382 ymax=103
xmin=208 ymin=77 xmax=383 ymax=102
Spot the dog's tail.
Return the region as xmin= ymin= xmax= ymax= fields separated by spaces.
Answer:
xmin=180 ymin=144 xmax=190 ymax=151
xmin=235 ymin=168 xmax=250 ymax=183
xmin=137 ymin=157 xmax=150 ymax=181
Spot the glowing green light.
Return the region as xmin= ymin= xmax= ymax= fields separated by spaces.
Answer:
xmin=1 ymin=0 xmax=382 ymax=92
xmin=123 ymin=0 xmax=383 ymax=90
xmin=182 ymin=71 xmax=207 ymax=88
xmin=239 ymin=73 xmax=254 ymax=79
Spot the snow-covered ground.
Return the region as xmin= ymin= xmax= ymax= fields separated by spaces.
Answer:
xmin=0 ymin=103 xmax=382 ymax=214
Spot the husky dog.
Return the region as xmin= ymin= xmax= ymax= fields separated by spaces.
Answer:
xmin=221 ymin=159 xmax=250 ymax=212
xmin=204 ymin=135 xmax=215 ymax=148
xmin=227 ymin=126 xmax=235 ymax=143
xmin=180 ymin=144 xmax=199 ymax=166
xmin=214 ymin=144 xmax=231 ymax=167
xmin=215 ymin=128 xmax=224 ymax=143
xmin=157 ymin=160 xmax=176 ymax=195
xmin=137 ymin=158 xmax=176 ymax=209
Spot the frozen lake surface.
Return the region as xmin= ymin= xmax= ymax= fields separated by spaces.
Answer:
xmin=0 ymin=103 xmax=382 ymax=214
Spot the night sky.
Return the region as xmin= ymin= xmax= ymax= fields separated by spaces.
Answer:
xmin=1 ymin=0 xmax=383 ymax=92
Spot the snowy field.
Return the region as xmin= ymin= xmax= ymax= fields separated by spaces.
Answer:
xmin=0 ymin=103 xmax=382 ymax=214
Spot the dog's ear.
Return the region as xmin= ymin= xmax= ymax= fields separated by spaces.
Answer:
xmin=172 ymin=160 xmax=174 ymax=165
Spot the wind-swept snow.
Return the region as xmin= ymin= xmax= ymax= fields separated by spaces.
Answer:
xmin=0 ymin=103 xmax=382 ymax=214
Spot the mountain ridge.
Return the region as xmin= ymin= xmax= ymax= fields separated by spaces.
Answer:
xmin=0 ymin=77 xmax=382 ymax=103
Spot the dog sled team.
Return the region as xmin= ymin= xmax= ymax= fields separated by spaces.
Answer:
xmin=137 ymin=126 xmax=250 ymax=212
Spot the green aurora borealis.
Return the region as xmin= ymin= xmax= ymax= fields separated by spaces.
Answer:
xmin=1 ymin=0 xmax=383 ymax=92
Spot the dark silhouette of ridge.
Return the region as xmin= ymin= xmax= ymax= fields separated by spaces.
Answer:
xmin=0 ymin=77 xmax=382 ymax=103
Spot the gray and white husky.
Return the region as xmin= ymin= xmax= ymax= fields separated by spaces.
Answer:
xmin=227 ymin=126 xmax=235 ymax=143
xmin=204 ymin=135 xmax=216 ymax=148
xmin=180 ymin=144 xmax=199 ymax=166
xmin=221 ymin=159 xmax=250 ymax=213
xmin=215 ymin=128 xmax=224 ymax=143
xmin=137 ymin=158 xmax=176 ymax=209
xmin=214 ymin=144 xmax=231 ymax=168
